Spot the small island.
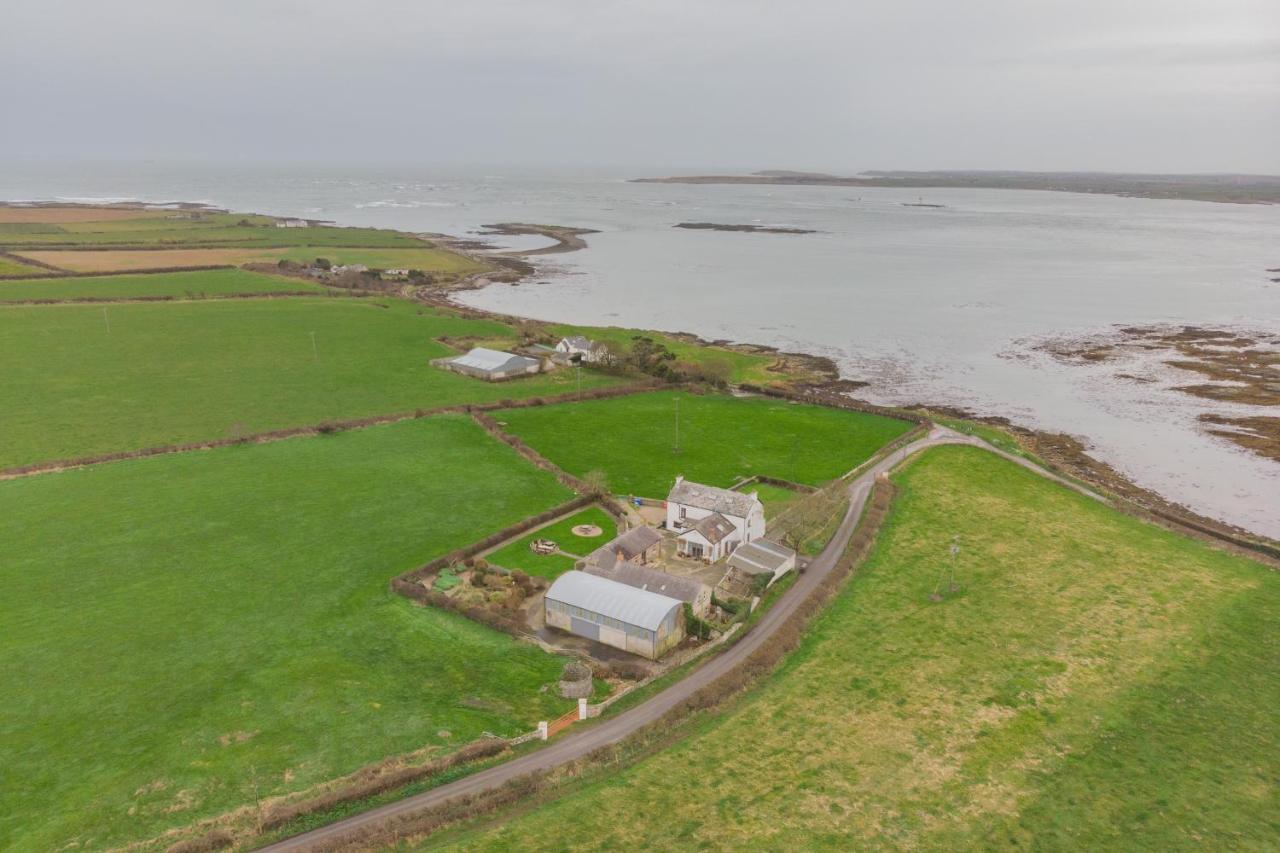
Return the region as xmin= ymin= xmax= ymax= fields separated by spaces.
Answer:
xmin=674 ymin=221 xmax=817 ymax=235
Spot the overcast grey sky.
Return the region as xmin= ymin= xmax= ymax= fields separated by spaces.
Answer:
xmin=3 ymin=0 xmax=1278 ymax=173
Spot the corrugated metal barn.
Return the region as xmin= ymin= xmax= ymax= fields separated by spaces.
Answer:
xmin=544 ymin=570 xmax=685 ymax=659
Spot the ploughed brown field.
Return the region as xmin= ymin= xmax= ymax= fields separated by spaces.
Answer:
xmin=12 ymin=247 xmax=284 ymax=271
xmin=0 ymin=206 xmax=162 ymax=224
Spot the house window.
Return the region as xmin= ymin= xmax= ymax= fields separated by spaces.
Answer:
xmin=685 ymin=542 xmax=704 ymax=559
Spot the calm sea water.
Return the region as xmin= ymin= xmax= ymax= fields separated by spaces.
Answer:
xmin=3 ymin=164 xmax=1278 ymax=536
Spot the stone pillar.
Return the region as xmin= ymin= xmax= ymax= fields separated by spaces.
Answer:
xmin=578 ymin=698 xmax=588 ymax=720
xmin=537 ymin=721 xmax=548 ymax=741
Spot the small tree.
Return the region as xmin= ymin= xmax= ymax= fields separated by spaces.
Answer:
xmin=582 ymin=469 xmax=610 ymax=497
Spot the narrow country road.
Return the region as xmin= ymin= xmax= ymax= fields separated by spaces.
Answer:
xmin=262 ymin=427 xmax=1103 ymax=851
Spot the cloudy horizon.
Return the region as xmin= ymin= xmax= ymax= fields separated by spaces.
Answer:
xmin=3 ymin=0 xmax=1278 ymax=174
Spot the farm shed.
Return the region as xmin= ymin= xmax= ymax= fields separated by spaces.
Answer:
xmin=440 ymin=347 xmax=541 ymax=381
xmin=726 ymin=539 xmax=797 ymax=584
xmin=585 ymin=525 xmax=663 ymax=567
xmin=583 ymin=558 xmax=713 ymax=618
xmin=544 ymin=570 xmax=684 ymax=659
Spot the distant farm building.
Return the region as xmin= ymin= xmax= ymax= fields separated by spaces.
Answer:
xmin=585 ymin=526 xmax=662 ymax=567
xmin=382 ymin=268 xmax=411 ymax=279
xmin=726 ymin=539 xmax=797 ymax=584
xmin=583 ymin=557 xmax=713 ymax=618
xmin=276 ymin=218 xmax=309 ymax=228
xmin=437 ymin=347 xmax=541 ymax=381
xmin=556 ymin=335 xmax=604 ymax=363
xmin=544 ymin=570 xmax=684 ymax=659
xmin=666 ymin=477 xmax=765 ymax=562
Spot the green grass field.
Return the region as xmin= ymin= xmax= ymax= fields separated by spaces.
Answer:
xmin=437 ymin=446 xmax=1279 ymax=851
xmin=0 ymin=298 xmax=621 ymax=469
xmin=0 ymin=268 xmax=328 ymax=301
xmin=495 ymin=391 xmax=914 ymax=497
xmin=485 ymin=507 xmax=619 ymax=579
xmin=0 ymin=416 xmax=578 ymax=851
xmin=0 ymin=254 xmax=43 ymax=275
xmin=742 ymin=481 xmax=804 ymax=514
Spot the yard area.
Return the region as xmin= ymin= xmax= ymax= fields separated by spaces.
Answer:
xmin=0 ymin=268 xmax=328 ymax=301
xmin=495 ymin=390 xmax=914 ymax=497
xmin=435 ymin=446 xmax=1279 ymax=851
xmin=0 ymin=415 xmax=579 ymax=851
xmin=0 ymin=297 xmax=621 ymax=469
xmin=484 ymin=506 xmax=619 ymax=579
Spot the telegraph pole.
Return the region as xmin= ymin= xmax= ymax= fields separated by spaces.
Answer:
xmin=310 ymin=331 xmax=318 ymax=362
xmin=674 ymin=396 xmax=681 ymax=454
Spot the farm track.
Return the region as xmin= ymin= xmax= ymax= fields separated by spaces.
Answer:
xmin=260 ymin=426 xmax=1104 ymax=851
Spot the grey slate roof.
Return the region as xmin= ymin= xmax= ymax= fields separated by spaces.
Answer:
xmin=560 ymin=335 xmax=596 ymax=350
xmin=726 ymin=540 xmax=796 ymax=575
xmin=450 ymin=347 xmax=538 ymax=374
xmin=667 ymin=478 xmax=760 ymax=519
xmin=603 ymin=526 xmax=662 ymax=559
xmin=583 ymin=559 xmax=707 ymax=605
xmin=546 ymin=571 xmax=682 ymax=632
xmin=684 ymin=512 xmax=737 ymax=545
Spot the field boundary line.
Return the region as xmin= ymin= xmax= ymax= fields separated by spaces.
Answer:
xmin=0 ymin=290 xmax=347 ymax=306
xmin=0 ymin=381 xmax=662 ymax=482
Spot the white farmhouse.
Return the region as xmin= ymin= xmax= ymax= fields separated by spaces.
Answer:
xmin=275 ymin=218 xmax=309 ymax=228
xmin=555 ymin=335 xmax=603 ymax=363
xmin=665 ymin=476 xmax=765 ymax=562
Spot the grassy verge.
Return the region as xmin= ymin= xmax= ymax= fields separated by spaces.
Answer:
xmin=0 ymin=415 xmax=579 ymax=851
xmin=0 ymin=297 xmax=621 ymax=469
xmin=484 ymin=507 xmax=619 ymax=579
xmin=494 ymin=390 xmax=914 ymax=497
xmin=431 ymin=445 xmax=1278 ymax=850
xmin=0 ymin=268 xmax=328 ymax=301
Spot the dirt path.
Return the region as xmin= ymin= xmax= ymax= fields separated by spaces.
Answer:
xmin=261 ymin=427 xmax=1102 ymax=851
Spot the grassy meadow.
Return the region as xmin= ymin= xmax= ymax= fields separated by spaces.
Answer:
xmin=0 ymin=297 xmax=621 ymax=469
xmin=485 ymin=506 xmax=619 ymax=579
xmin=0 ymin=254 xmax=43 ymax=275
xmin=436 ymin=446 xmax=1279 ymax=851
xmin=0 ymin=416 xmax=579 ymax=851
xmin=0 ymin=267 xmax=328 ymax=301
xmin=495 ymin=390 xmax=914 ymax=497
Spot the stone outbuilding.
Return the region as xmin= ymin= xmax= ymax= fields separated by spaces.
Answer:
xmin=585 ymin=526 xmax=663 ymax=567
xmin=583 ymin=557 xmax=713 ymax=618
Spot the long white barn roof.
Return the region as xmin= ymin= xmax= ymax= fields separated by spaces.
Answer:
xmin=451 ymin=347 xmax=537 ymax=373
xmin=546 ymin=571 xmax=682 ymax=632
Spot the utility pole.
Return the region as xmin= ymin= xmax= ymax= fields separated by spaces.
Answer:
xmin=310 ymin=331 xmax=318 ymax=362
xmin=576 ymin=364 xmax=581 ymax=398
xmin=949 ymin=535 xmax=961 ymax=593
xmin=102 ymin=307 xmax=110 ymax=335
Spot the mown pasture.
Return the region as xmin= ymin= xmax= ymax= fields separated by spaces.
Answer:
xmin=0 ymin=416 xmax=578 ymax=851
xmin=485 ymin=506 xmax=619 ymax=579
xmin=438 ymin=446 xmax=1279 ymax=851
xmin=0 ymin=268 xmax=328 ymax=301
xmin=0 ymin=297 xmax=622 ymax=469
xmin=0 ymin=254 xmax=43 ymax=275
xmin=495 ymin=390 xmax=914 ymax=497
